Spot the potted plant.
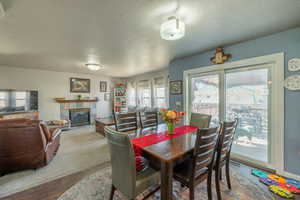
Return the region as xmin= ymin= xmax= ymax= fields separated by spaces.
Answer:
xmin=159 ymin=109 xmax=185 ymax=134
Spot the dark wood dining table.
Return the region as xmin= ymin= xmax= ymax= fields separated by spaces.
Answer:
xmin=120 ymin=124 xmax=198 ymax=200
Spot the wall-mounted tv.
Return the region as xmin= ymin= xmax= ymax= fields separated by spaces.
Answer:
xmin=0 ymin=89 xmax=38 ymax=114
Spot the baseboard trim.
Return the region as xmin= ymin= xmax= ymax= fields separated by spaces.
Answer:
xmin=231 ymin=157 xmax=275 ymax=174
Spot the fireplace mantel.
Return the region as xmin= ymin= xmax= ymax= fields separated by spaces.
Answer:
xmin=55 ymin=98 xmax=98 ymax=126
xmin=54 ymin=98 xmax=98 ymax=103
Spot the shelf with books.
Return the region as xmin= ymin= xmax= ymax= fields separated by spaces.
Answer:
xmin=113 ymin=83 xmax=127 ymax=113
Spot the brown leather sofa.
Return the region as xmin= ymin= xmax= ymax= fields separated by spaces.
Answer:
xmin=0 ymin=118 xmax=61 ymax=175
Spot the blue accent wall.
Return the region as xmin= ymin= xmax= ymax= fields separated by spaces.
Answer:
xmin=169 ymin=27 xmax=300 ymax=176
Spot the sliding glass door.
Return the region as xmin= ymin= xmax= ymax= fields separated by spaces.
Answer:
xmin=189 ymin=73 xmax=221 ymax=126
xmin=225 ymin=67 xmax=270 ymax=164
xmin=187 ymin=65 xmax=271 ymax=166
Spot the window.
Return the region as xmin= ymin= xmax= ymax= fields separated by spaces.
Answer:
xmin=127 ymin=81 xmax=136 ymax=107
xmin=15 ymin=92 xmax=27 ymax=107
xmin=127 ymin=75 xmax=168 ymax=109
xmin=137 ymin=80 xmax=152 ymax=108
xmin=153 ymin=77 xmax=167 ymax=108
xmin=0 ymin=91 xmax=8 ymax=108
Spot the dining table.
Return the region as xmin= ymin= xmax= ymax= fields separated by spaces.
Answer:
xmin=118 ymin=123 xmax=199 ymax=200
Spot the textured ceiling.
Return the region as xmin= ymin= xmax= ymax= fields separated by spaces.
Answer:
xmin=0 ymin=0 xmax=300 ymax=77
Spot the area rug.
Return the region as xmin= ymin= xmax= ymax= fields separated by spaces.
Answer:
xmin=58 ymin=166 xmax=275 ymax=200
xmin=0 ymin=127 xmax=110 ymax=198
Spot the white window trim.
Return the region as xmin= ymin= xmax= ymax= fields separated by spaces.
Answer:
xmin=183 ymin=52 xmax=286 ymax=177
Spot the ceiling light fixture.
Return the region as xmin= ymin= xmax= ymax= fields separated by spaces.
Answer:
xmin=86 ymin=63 xmax=102 ymax=71
xmin=160 ymin=16 xmax=185 ymax=40
xmin=160 ymin=0 xmax=185 ymax=41
xmin=0 ymin=2 xmax=5 ymax=18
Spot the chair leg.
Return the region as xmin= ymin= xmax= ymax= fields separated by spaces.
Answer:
xmin=215 ymin=168 xmax=222 ymax=200
xmin=207 ymin=172 xmax=213 ymax=200
xmin=219 ymin=168 xmax=222 ymax=180
xmin=109 ymin=185 xmax=116 ymax=200
xmin=189 ymin=187 xmax=195 ymax=200
xmin=226 ymin=161 xmax=232 ymax=190
xmin=141 ymin=185 xmax=160 ymax=200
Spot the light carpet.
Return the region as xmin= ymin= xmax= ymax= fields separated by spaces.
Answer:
xmin=0 ymin=127 xmax=110 ymax=198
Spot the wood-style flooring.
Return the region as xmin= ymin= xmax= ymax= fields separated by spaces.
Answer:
xmin=0 ymin=162 xmax=109 ymax=200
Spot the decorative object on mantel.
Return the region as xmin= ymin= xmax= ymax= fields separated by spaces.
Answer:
xmin=210 ymin=47 xmax=231 ymax=64
xmin=100 ymin=81 xmax=107 ymax=92
xmin=284 ymin=75 xmax=300 ymax=91
xmin=76 ymin=94 xmax=82 ymax=100
xmin=159 ymin=109 xmax=185 ymax=134
xmin=70 ymin=78 xmax=90 ymax=93
xmin=170 ymin=80 xmax=183 ymax=95
xmin=288 ymin=58 xmax=300 ymax=71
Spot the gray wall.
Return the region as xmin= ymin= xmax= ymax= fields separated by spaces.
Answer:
xmin=169 ymin=27 xmax=300 ymax=176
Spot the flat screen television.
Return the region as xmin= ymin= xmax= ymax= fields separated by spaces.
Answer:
xmin=0 ymin=89 xmax=38 ymax=114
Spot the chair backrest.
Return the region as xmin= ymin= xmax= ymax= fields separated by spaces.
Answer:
xmin=189 ymin=127 xmax=219 ymax=183
xmin=114 ymin=112 xmax=138 ymax=132
xmin=0 ymin=119 xmax=47 ymax=155
xmin=215 ymin=119 xmax=238 ymax=167
xmin=190 ymin=113 xmax=211 ymax=128
xmin=105 ymin=126 xmax=136 ymax=198
xmin=139 ymin=111 xmax=158 ymax=128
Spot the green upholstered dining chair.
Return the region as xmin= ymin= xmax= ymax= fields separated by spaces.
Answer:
xmin=190 ymin=113 xmax=212 ymax=128
xmin=105 ymin=126 xmax=160 ymax=200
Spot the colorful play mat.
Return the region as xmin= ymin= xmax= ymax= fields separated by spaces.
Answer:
xmin=252 ymin=169 xmax=300 ymax=199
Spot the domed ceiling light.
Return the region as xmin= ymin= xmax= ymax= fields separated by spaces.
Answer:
xmin=86 ymin=63 xmax=102 ymax=71
xmin=160 ymin=0 xmax=185 ymax=41
xmin=160 ymin=16 xmax=185 ymax=40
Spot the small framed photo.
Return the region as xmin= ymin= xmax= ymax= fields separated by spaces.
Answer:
xmin=100 ymin=81 xmax=107 ymax=92
xmin=70 ymin=78 xmax=90 ymax=93
xmin=170 ymin=80 xmax=183 ymax=95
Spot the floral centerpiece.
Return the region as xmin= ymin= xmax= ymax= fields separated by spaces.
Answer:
xmin=159 ymin=109 xmax=185 ymax=134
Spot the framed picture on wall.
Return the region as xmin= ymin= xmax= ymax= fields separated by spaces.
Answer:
xmin=70 ymin=78 xmax=90 ymax=93
xmin=170 ymin=80 xmax=183 ymax=95
xmin=100 ymin=81 xmax=107 ymax=92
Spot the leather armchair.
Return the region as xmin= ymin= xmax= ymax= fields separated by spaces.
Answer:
xmin=0 ymin=118 xmax=61 ymax=175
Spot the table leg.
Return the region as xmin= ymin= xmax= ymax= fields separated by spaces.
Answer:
xmin=160 ymin=160 xmax=173 ymax=200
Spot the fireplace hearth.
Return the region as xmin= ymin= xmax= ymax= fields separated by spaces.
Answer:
xmin=69 ymin=108 xmax=90 ymax=126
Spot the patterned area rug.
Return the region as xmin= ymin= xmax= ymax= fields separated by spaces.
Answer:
xmin=59 ymin=166 xmax=275 ymax=200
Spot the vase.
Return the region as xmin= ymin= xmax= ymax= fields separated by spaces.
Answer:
xmin=166 ymin=122 xmax=175 ymax=135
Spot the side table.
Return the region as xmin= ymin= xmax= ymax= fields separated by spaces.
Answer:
xmin=95 ymin=118 xmax=115 ymax=136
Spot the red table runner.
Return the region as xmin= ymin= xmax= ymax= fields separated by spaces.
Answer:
xmin=132 ymin=125 xmax=198 ymax=157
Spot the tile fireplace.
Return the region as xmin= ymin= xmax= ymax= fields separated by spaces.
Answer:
xmin=69 ymin=108 xmax=90 ymax=126
xmin=55 ymin=99 xmax=98 ymax=127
